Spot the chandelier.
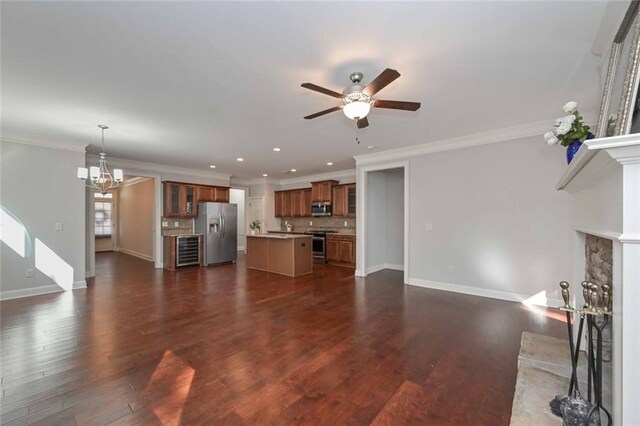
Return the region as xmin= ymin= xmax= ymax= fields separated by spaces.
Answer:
xmin=77 ymin=125 xmax=124 ymax=195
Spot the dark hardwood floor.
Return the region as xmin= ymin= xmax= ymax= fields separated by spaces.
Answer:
xmin=0 ymin=252 xmax=565 ymax=425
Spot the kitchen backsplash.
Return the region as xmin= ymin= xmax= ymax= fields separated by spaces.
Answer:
xmin=161 ymin=217 xmax=194 ymax=236
xmin=280 ymin=217 xmax=355 ymax=234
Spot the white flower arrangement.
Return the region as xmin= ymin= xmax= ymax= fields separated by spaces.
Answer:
xmin=544 ymin=101 xmax=592 ymax=146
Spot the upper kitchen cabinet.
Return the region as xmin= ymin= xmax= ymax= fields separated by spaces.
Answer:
xmin=332 ymin=185 xmax=346 ymax=217
xmin=275 ymin=188 xmax=312 ymax=218
xmin=346 ymin=184 xmax=356 ymax=217
xmin=302 ymin=188 xmax=312 ymax=216
xmin=311 ymin=180 xmax=339 ymax=203
xmin=331 ymin=184 xmax=356 ymax=217
xmin=163 ymin=182 xmax=230 ymax=217
xmin=164 ymin=182 xmax=198 ymax=218
xmin=198 ymin=185 xmax=229 ymax=203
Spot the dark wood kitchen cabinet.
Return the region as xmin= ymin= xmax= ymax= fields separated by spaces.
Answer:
xmin=164 ymin=182 xmax=198 ymax=218
xmin=311 ymin=180 xmax=339 ymax=203
xmin=326 ymin=234 xmax=355 ymax=268
xmin=275 ymin=188 xmax=312 ymax=218
xmin=163 ymin=181 xmax=230 ymax=217
xmin=332 ymin=184 xmax=356 ymax=218
xmin=198 ymin=185 xmax=229 ymax=203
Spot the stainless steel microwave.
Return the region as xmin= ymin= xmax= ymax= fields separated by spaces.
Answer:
xmin=311 ymin=202 xmax=332 ymax=216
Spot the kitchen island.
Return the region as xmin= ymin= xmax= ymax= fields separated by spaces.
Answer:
xmin=246 ymin=234 xmax=313 ymax=277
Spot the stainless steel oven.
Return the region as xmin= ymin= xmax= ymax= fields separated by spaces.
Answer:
xmin=311 ymin=202 xmax=332 ymax=217
xmin=305 ymin=231 xmax=336 ymax=263
xmin=311 ymin=235 xmax=325 ymax=260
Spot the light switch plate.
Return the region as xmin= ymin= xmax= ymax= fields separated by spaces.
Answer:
xmin=25 ymin=269 xmax=35 ymax=278
xmin=424 ymin=223 xmax=433 ymax=231
xmin=162 ymin=221 xmax=168 ymax=227
xmin=55 ymin=223 xmax=63 ymax=231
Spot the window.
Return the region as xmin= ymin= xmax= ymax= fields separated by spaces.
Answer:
xmin=95 ymin=200 xmax=112 ymax=237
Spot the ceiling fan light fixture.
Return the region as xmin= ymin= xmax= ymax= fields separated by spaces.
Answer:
xmin=343 ymin=100 xmax=371 ymax=120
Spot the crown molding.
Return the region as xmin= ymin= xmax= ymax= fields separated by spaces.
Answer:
xmin=353 ymin=116 xmax=588 ymax=166
xmin=86 ymin=154 xmax=232 ymax=182
xmin=279 ymin=169 xmax=356 ymax=187
xmin=121 ymin=176 xmax=153 ymax=187
xmin=1 ymin=137 xmax=88 ymax=153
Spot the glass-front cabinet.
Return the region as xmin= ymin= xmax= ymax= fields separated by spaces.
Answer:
xmin=184 ymin=185 xmax=196 ymax=216
xmin=164 ymin=181 xmax=230 ymax=218
xmin=166 ymin=182 xmax=182 ymax=217
xmin=346 ymin=184 xmax=356 ymax=217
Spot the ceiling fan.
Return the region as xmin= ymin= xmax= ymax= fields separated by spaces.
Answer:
xmin=301 ymin=68 xmax=421 ymax=129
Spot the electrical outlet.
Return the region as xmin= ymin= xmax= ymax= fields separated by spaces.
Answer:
xmin=447 ymin=265 xmax=454 ymax=274
xmin=162 ymin=221 xmax=168 ymax=227
xmin=424 ymin=223 xmax=433 ymax=231
xmin=344 ymin=221 xmax=348 ymax=227
xmin=309 ymin=221 xmax=313 ymax=226
xmin=285 ymin=221 xmax=288 ymax=225
xmin=25 ymin=269 xmax=35 ymax=278
xmin=174 ymin=221 xmax=179 ymax=227
xmin=55 ymin=223 xmax=63 ymax=231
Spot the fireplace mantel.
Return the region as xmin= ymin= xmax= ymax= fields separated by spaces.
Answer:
xmin=560 ymin=133 xmax=640 ymax=425
xmin=556 ymin=133 xmax=639 ymax=192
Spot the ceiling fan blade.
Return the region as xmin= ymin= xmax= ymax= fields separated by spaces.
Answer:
xmin=304 ymin=105 xmax=343 ymax=120
xmin=356 ymin=116 xmax=369 ymax=129
xmin=373 ymin=99 xmax=421 ymax=111
xmin=363 ymin=68 xmax=401 ymax=96
xmin=301 ymin=83 xmax=344 ymax=99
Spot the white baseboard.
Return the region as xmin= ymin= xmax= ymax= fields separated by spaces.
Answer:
xmin=385 ymin=263 xmax=404 ymax=271
xmin=366 ymin=264 xmax=386 ymax=274
xmin=1 ymin=281 xmax=87 ymax=300
xmin=73 ymin=280 xmax=87 ymax=289
xmin=407 ymin=278 xmax=562 ymax=308
xmin=354 ymin=269 xmax=364 ymax=277
xmin=115 ymin=247 xmax=154 ymax=262
xmin=0 ymin=285 xmax=62 ymax=301
xmin=365 ymin=263 xmax=405 ymax=275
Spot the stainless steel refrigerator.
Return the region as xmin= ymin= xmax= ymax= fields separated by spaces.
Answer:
xmin=195 ymin=202 xmax=238 ymax=266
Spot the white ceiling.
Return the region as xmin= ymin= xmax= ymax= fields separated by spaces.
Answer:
xmin=1 ymin=1 xmax=610 ymax=180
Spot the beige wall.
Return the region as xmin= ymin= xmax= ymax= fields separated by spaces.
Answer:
xmin=117 ymin=178 xmax=154 ymax=261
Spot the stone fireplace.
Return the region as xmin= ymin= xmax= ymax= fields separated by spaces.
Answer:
xmin=584 ymin=234 xmax=613 ymax=361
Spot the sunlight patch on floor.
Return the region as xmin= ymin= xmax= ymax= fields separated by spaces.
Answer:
xmin=144 ymin=350 xmax=195 ymax=426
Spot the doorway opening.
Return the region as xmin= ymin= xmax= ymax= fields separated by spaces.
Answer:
xmin=89 ymin=175 xmax=156 ymax=279
xmin=358 ymin=163 xmax=409 ymax=282
xmin=112 ymin=176 xmax=155 ymax=262
xmin=230 ymin=188 xmax=246 ymax=251
xmin=94 ymin=192 xmax=115 ymax=252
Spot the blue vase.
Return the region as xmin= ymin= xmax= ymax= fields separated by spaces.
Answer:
xmin=566 ymin=140 xmax=582 ymax=164
xmin=565 ymin=134 xmax=594 ymax=164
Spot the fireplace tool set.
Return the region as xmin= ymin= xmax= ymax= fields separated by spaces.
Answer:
xmin=549 ymin=280 xmax=612 ymax=426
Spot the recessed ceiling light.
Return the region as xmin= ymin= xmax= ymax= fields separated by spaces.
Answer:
xmin=262 ymin=173 xmax=268 ymax=177
xmin=366 ymin=145 xmax=375 ymax=150
xmin=327 ymin=162 xmax=334 ymax=166
xmin=273 ymin=147 xmax=281 ymax=152
xmin=209 ymin=165 xmax=216 ymax=168
xmin=237 ymin=158 xmax=244 ymax=162
xmin=290 ymin=168 xmax=297 ymax=172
